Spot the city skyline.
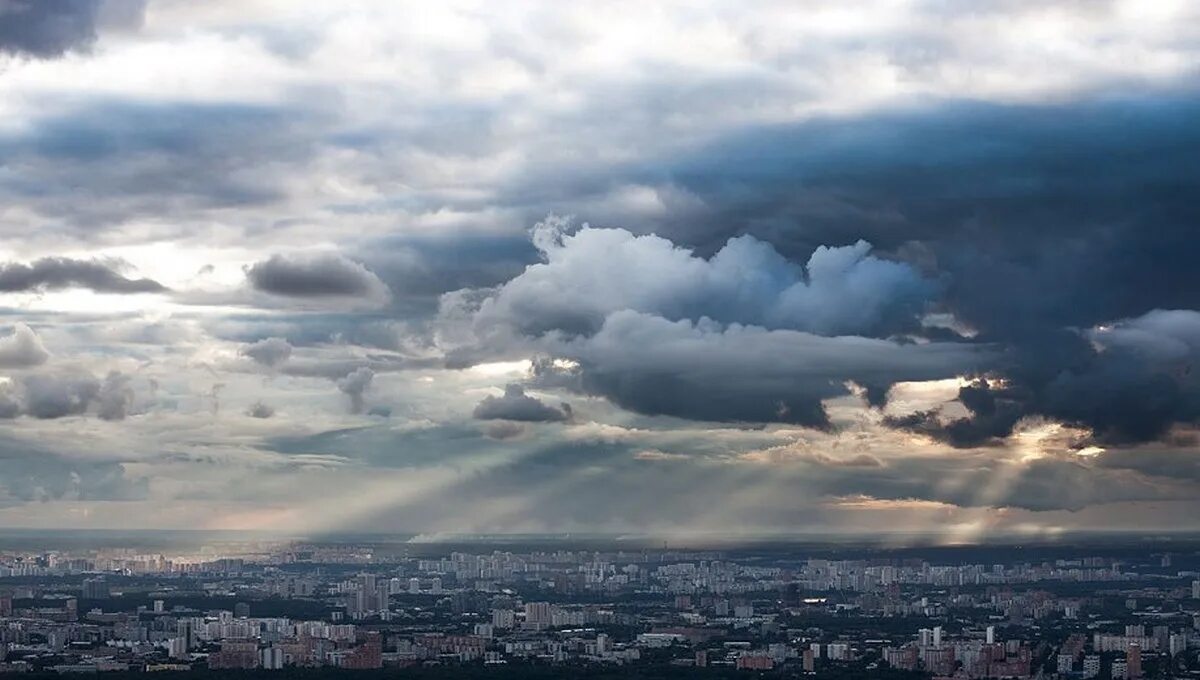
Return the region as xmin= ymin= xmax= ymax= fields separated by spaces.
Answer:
xmin=1 ymin=1 xmax=1200 ymax=540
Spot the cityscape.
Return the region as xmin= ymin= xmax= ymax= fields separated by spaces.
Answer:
xmin=1 ymin=534 xmax=1200 ymax=678
xmin=3 ymin=1 xmax=1200 ymax=678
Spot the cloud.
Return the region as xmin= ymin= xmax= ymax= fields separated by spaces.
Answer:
xmin=246 ymin=401 xmax=275 ymax=419
xmin=246 ymin=252 xmax=390 ymax=304
xmin=0 ymin=383 xmax=18 ymax=419
xmin=0 ymin=368 xmax=141 ymax=420
xmin=20 ymin=371 xmax=100 ymax=419
xmin=0 ymin=0 xmax=144 ymax=58
xmin=335 ymin=367 xmax=374 ymax=414
xmin=438 ymin=222 xmax=988 ymax=428
xmin=888 ymin=310 xmax=1200 ymax=446
xmin=0 ymin=101 xmax=315 ymax=240
xmin=95 ymin=370 xmax=133 ymax=420
xmin=0 ymin=257 xmax=165 ymax=294
xmin=482 ymin=421 xmax=528 ymax=440
xmin=473 ymin=384 xmax=572 ymax=423
xmin=0 ymin=433 xmax=147 ymax=505
xmin=0 ymin=323 xmax=51 ymax=368
xmin=239 ymin=337 xmax=293 ymax=368
xmin=473 ymin=218 xmax=935 ymax=340
xmin=539 ymin=311 xmax=990 ymax=427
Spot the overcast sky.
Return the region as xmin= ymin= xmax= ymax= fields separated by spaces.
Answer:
xmin=1 ymin=0 xmax=1198 ymax=541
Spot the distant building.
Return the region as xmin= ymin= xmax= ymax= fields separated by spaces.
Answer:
xmin=735 ymin=653 xmax=773 ymax=670
xmin=1127 ymin=643 xmax=1142 ymax=679
xmin=82 ymin=577 xmax=110 ymax=599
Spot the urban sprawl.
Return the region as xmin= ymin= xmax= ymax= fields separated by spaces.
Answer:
xmin=1 ymin=539 xmax=1200 ymax=678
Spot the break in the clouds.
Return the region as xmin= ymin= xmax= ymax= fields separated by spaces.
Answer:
xmin=0 ymin=1 xmax=1198 ymax=537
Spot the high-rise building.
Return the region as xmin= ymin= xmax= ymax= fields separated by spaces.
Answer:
xmin=1127 ymin=643 xmax=1142 ymax=679
xmin=167 ymin=637 xmax=188 ymax=660
xmin=260 ymin=647 xmax=284 ymax=670
xmin=524 ymin=602 xmax=553 ymax=629
xmin=986 ymin=625 xmax=995 ymax=645
xmin=1082 ymin=654 xmax=1101 ymax=679
xmin=82 ymin=577 xmax=110 ymax=599
xmin=492 ymin=609 xmax=515 ymax=629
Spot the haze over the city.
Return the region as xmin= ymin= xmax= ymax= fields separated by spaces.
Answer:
xmin=1 ymin=0 xmax=1199 ymax=541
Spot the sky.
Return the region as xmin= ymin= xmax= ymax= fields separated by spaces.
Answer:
xmin=0 ymin=0 xmax=1198 ymax=542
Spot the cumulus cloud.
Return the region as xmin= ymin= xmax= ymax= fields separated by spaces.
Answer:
xmin=0 ymin=323 xmax=51 ymax=369
xmin=246 ymin=253 xmax=390 ymax=304
xmin=0 ymin=323 xmax=50 ymax=368
xmin=0 ymin=0 xmax=144 ymax=58
xmin=0 ymin=369 xmax=141 ymax=420
xmin=473 ymin=384 xmax=572 ymax=423
xmin=336 ymin=367 xmax=374 ymax=413
xmin=20 ymin=371 xmax=100 ymax=419
xmin=473 ymin=219 xmax=934 ymax=339
xmin=0 ymin=257 xmax=165 ymax=294
xmin=240 ymin=337 xmax=293 ymax=368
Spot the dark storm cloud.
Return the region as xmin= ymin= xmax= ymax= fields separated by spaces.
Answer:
xmin=473 ymin=384 xmax=571 ymax=423
xmin=651 ymin=95 xmax=1200 ymax=337
xmin=440 ymin=221 xmax=974 ymax=427
xmin=0 ymin=0 xmax=143 ymax=58
xmin=454 ymin=94 xmax=1200 ymax=444
xmin=889 ymin=311 xmax=1200 ymax=446
xmin=0 ymin=101 xmax=316 ymax=235
xmin=0 ymin=257 xmax=165 ymax=294
xmin=356 ymin=233 xmax=534 ymax=303
xmin=884 ymin=379 xmax=1026 ymax=448
xmin=538 ymin=311 xmax=990 ymax=428
xmin=246 ymin=253 xmax=389 ymax=300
